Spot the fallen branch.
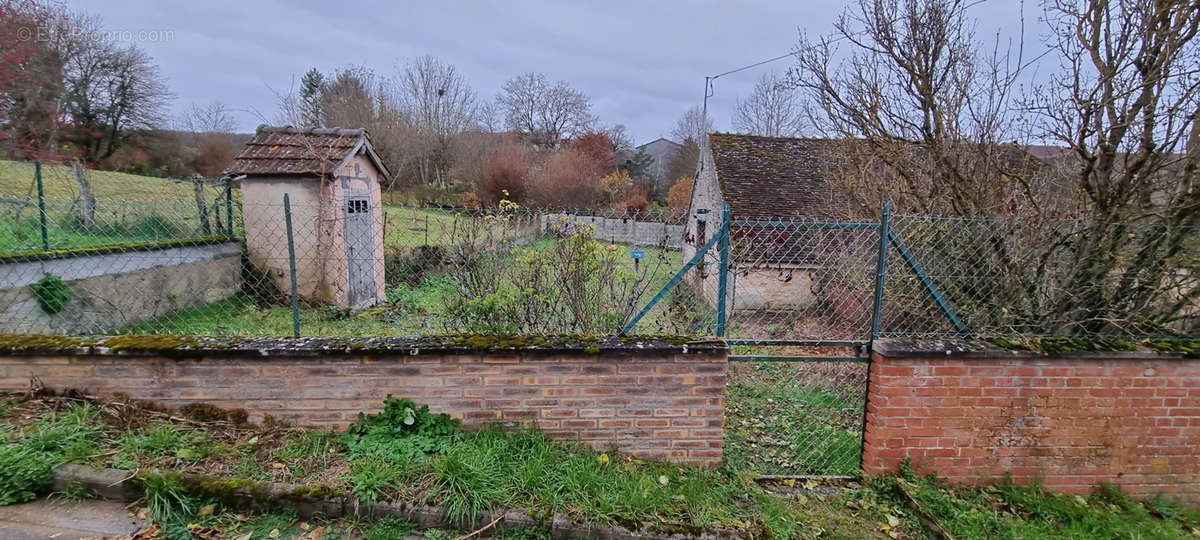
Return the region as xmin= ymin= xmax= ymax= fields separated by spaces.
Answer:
xmin=455 ymin=512 xmax=505 ymax=540
xmin=896 ymin=479 xmax=956 ymax=540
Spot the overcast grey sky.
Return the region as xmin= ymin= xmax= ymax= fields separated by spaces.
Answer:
xmin=64 ymin=0 xmax=1038 ymax=144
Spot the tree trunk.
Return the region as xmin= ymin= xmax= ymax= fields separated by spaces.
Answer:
xmin=193 ymin=179 xmax=211 ymax=235
xmin=71 ymin=160 xmax=95 ymax=229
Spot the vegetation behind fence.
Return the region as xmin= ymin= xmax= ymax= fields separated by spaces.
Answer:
xmin=0 ymin=188 xmax=1195 ymax=339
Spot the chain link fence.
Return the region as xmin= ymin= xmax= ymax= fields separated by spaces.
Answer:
xmin=0 ymin=193 xmax=708 ymax=336
xmin=2 ymin=159 xmax=1197 ymax=478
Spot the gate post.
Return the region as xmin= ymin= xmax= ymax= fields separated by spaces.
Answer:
xmin=225 ymin=176 xmax=234 ymax=234
xmin=870 ymin=203 xmax=891 ymax=340
xmin=35 ymin=161 xmax=48 ymax=250
xmin=283 ymin=193 xmax=301 ymax=338
xmin=715 ymin=203 xmax=730 ymax=337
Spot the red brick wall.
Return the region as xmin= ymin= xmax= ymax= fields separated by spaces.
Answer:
xmin=863 ymin=345 xmax=1200 ymax=501
xmin=0 ymin=346 xmax=727 ymax=465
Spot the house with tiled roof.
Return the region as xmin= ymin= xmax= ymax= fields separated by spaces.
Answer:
xmin=226 ymin=126 xmax=389 ymax=310
xmin=683 ymin=133 xmax=854 ymax=311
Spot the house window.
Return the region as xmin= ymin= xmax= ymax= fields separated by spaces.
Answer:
xmin=696 ymin=219 xmax=707 ymax=275
xmin=346 ymin=199 xmax=369 ymax=214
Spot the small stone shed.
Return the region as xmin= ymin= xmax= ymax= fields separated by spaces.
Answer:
xmin=226 ymin=126 xmax=389 ymax=310
xmin=684 ymin=133 xmax=849 ymax=310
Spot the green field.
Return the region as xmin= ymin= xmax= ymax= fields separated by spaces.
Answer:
xmin=0 ymin=159 xmax=230 ymax=201
xmin=0 ymin=161 xmax=237 ymax=254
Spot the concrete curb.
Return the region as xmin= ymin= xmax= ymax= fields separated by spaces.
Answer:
xmin=53 ymin=465 xmax=745 ymax=540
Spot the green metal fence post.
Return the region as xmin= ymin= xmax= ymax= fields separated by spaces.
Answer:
xmin=225 ymin=176 xmax=234 ymax=234
xmin=283 ymin=193 xmax=301 ymax=338
xmin=35 ymin=161 xmax=48 ymax=250
xmin=715 ymin=203 xmax=731 ymax=337
xmin=870 ymin=203 xmax=891 ymax=339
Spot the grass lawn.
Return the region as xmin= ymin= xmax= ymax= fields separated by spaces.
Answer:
xmin=0 ymin=161 xmax=238 ymax=254
xmin=2 ymin=394 xmax=1196 ymax=540
xmin=0 ymin=160 xmax=229 ymax=201
xmin=383 ymin=205 xmax=480 ymax=249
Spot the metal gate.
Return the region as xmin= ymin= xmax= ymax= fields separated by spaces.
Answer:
xmin=624 ymin=203 xmax=965 ymax=476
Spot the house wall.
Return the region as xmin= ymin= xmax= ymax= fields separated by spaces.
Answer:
xmin=0 ymin=339 xmax=728 ymax=465
xmin=241 ymin=177 xmax=336 ymax=304
xmin=682 ymin=146 xmax=821 ymax=310
xmin=0 ymin=242 xmax=241 ymax=334
xmin=240 ymin=153 xmax=385 ymax=309
xmin=862 ymin=342 xmax=1200 ymax=502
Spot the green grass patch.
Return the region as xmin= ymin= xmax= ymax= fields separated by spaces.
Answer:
xmin=123 ymin=234 xmax=703 ymax=337
xmin=724 ymin=363 xmax=866 ymax=476
xmin=886 ymin=466 xmax=1200 ymax=539
xmin=1 ymin=395 xmax=1196 ymax=539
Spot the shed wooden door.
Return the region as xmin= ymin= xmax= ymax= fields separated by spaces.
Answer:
xmin=344 ymin=196 xmax=376 ymax=308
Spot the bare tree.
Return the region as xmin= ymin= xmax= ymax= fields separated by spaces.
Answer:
xmin=791 ymin=0 xmax=1032 ymax=217
xmin=60 ymin=34 xmax=171 ymax=164
xmin=320 ymin=66 xmax=378 ymax=128
xmin=179 ymin=101 xmax=236 ymax=134
xmin=395 ymin=55 xmax=478 ymax=186
xmin=732 ymin=71 xmax=807 ymax=136
xmin=792 ymin=0 xmax=1199 ymax=335
xmin=603 ymin=123 xmax=634 ymax=156
xmin=1018 ymin=0 xmax=1200 ymax=334
xmin=496 ymin=72 xmax=593 ymax=147
xmin=671 ymin=105 xmax=712 ymax=147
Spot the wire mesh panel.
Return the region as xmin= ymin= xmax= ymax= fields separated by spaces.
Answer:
xmin=724 ymin=360 xmax=868 ymax=476
xmin=0 ymin=192 xmax=710 ymax=336
xmin=720 ymin=217 xmax=879 ymax=347
xmin=882 ymin=213 xmax=1200 ymax=338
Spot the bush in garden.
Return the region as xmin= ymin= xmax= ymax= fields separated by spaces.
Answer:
xmin=527 ymin=147 xmax=605 ymax=208
xmin=476 ymin=142 xmax=532 ymax=205
xmin=666 ymin=177 xmax=694 ymax=211
xmin=614 ymin=184 xmax=651 ymax=215
xmin=570 ymin=131 xmax=614 ymax=171
xmin=444 ymin=223 xmax=640 ymax=334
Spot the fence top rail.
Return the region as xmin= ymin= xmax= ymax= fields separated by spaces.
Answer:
xmin=729 ymin=217 xmax=880 ymax=229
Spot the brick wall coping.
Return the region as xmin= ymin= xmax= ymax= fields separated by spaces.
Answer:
xmin=873 ymin=338 xmax=1197 ymax=359
xmin=0 ymin=334 xmax=727 ymax=358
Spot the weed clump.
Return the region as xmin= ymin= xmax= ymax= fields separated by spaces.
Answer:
xmin=29 ymin=273 xmax=71 ymax=314
xmin=341 ymin=395 xmax=459 ymax=462
xmin=0 ymin=444 xmax=56 ymax=504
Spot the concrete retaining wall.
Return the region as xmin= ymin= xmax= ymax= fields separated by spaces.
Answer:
xmin=541 ymin=213 xmax=684 ymax=249
xmin=0 ymin=241 xmax=241 ymax=333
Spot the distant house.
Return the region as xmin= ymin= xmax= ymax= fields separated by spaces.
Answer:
xmin=226 ymin=126 xmax=390 ymax=310
xmin=684 ymin=133 xmax=850 ymax=311
xmin=634 ymin=137 xmax=682 ymax=187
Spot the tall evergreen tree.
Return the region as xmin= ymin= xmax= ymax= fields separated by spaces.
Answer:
xmin=299 ymin=68 xmax=324 ymax=127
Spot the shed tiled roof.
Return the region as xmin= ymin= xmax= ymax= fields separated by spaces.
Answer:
xmin=708 ymin=133 xmax=845 ymax=219
xmin=226 ymin=126 xmax=373 ymax=177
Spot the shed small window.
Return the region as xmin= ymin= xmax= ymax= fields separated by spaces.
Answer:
xmin=346 ymin=200 xmax=369 ymax=214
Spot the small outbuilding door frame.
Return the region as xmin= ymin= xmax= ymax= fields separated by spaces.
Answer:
xmin=342 ymin=189 xmax=376 ymax=309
